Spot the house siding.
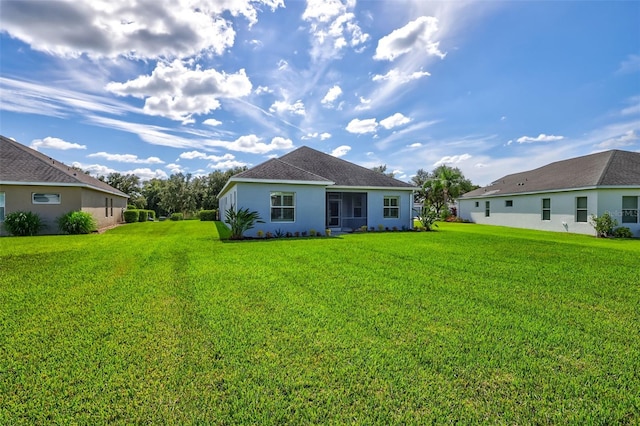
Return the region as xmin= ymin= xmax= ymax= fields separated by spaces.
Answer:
xmin=367 ymin=190 xmax=413 ymax=231
xmin=459 ymin=188 xmax=640 ymax=236
xmin=0 ymin=184 xmax=127 ymax=235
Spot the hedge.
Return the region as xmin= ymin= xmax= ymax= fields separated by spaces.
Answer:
xmin=199 ymin=210 xmax=218 ymax=221
xmin=124 ymin=210 xmax=140 ymax=223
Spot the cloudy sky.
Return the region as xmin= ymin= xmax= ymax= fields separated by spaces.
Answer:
xmin=1 ymin=0 xmax=638 ymax=185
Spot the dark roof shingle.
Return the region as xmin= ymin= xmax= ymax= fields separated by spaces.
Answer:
xmin=461 ymin=150 xmax=640 ymax=198
xmin=0 ymin=135 xmax=128 ymax=197
xmin=235 ymin=146 xmax=414 ymax=188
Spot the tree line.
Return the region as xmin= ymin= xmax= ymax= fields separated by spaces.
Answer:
xmin=97 ymin=167 xmax=247 ymax=217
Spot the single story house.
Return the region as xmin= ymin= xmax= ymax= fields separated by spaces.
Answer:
xmin=0 ymin=135 xmax=129 ymax=235
xmin=218 ymin=146 xmax=415 ymax=236
xmin=458 ymin=149 xmax=640 ymax=236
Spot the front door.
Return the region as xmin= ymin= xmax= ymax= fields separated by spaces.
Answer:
xmin=328 ymin=199 xmax=340 ymax=227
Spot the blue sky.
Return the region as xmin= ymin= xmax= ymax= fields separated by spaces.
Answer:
xmin=1 ymin=0 xmax=638 ymax=186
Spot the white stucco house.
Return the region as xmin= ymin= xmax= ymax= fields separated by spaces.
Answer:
xmin=218 ymin=146 xmax=415 ymax=236
xmin=458 ymin=150 xmax=640 ymax=236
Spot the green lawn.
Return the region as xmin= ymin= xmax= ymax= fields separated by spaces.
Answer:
xmin=1 ymin=221 xmax=639 ymax=424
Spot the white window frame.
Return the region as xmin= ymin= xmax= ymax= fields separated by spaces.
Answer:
xmin=622 ymin=196 xmax=639 ymax=224
xmin=32 ymin=193 xmax=61 ymax=205
xmin=270 ymin=192 xmax=295 ymax=222
xmin=576 ymin=196 xmax=588 ymax=223
xmin=383 ymin=196 xmax=399 ymax=219
xmin=541 ymin=198 xmax=551 ymax=221
xmin=0 ymin=192 xmax=5 ymax=222
xmin=485 ymin=201 xmax=490 ymax=217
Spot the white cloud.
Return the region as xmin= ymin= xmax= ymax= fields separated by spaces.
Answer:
xmin=30 ymin=136 xmax=86 ymax=151
xmin=617 ymin=54 xmax=640 ymax=74
xmin=407 ymin=142 xmax=422 ymax=148
xmin=255 ymin=85 xmax=273 ymax=95
xmin=596 ymin=130 xmax=639 ymax=148
xmin=516 ymin=134 xmax=564 ymax=143
xmin=87 ymin=152 xmax=164 ymax=164
xmin=269 ymin=99 xmax=306 ymax=116
xmin=221 ymin=135 xmax=293 ymax=154
xmin=0 ymin=0 xmax=284 ymax=60
xmin=330 ymin=145 xmax=351 ymax=157
xmin=379 ymin=112 xmax=411 ymax=130
xmin=372 ymin=68 xmax=430 ymax=84
xmin=166 ymin=163 xmax=185 ymax=174
xmin=321 ymin=85 xmax=343 ymax=105
xmin=434 ymin=153 xmax=472 ymax=167
xmin=106 ymin=60 xmax=252 ymax=122
xmin=374 ymin=16 xmax=445 ymax=62
xmin=302 ymin=0 xmax=369 ymax=61
xmin=207 ymin=160 xmax=247 ymax=170
xmin=320 ymin=132 xmax=332 ymax=140
xmin=203 ymin=118 xmax=222 ymax=126
xmin=72 ymin=161 xmax=168 ymax=180
xmin=178 ymin=151 xmax=235 ymax=161
xmin=346 ymin=118 xmax=378 ymax=134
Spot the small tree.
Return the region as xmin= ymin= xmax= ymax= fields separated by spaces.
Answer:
xmin=224 ymin=206 xmax=264 ymax=239
xmin=414 ymin=204 xmax=439 ymax=231
xmin=590 ymin=212 xmax=617 ymax=238
xmin=3 ymin=211 xmax=43 ymax=236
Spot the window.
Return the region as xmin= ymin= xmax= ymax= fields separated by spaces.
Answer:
xmin=353 ymin=196 xmax=363 ymax=218
xmin=32 ymin=193 xmax=60 ymax=204
xmin=505 ymin=200 xmax=513 ymax=207
xmin=105 ymin=197 xmax=109 ymax=217
xmin=110 ymin=198 xmax=114 ymax=217
xmin=0 ymin=192 xmax=5 ymax=222
xmin=622 ymin=196 xmax=639 ymax=224
xmin=542 ymin=198 xmax=551 ymax=221
xmin=576 ymin=197 xmax=588 ymax=223
xmin=475 ymin=201 xmax=479 ymax=208
xmin=485 ymin=201 xmax=490 ymax=217
xmin=271 ymin=192 xmax=295 ymax=222
xmin=383 ymin=196 xmax=399 ymax=218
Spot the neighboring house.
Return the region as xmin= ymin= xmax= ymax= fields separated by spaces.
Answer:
xmin=218 ymin=146 xmax=415 ymax=236
xmin=458 ymin=150 xmax=640 ymax=236
xmin=0 ymin=135 xmax=129 ymax=235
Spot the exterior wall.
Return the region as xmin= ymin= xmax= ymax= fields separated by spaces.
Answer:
xmin=459 ymin=188 xmax=640 ymax=236
xmin=367 ymin=189 xmax=413 ymax=231
xmin=80 ymin=188 xmax=128 ymax=231
xmin=223 ymin=182 xmax=327 ymax=237
xmin=0 ymin=184 xmax=126 ymax=236
xmin=222 ymin=183 xmax=414 ymax=237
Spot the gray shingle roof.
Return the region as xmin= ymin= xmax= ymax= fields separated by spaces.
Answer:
xmin=234 ymin=146 xmax=414 ymax=188
xmin=0 ymin=135 xmax=128 ymax=197
xmin=461 ymin=149 xmax=640 ymax=198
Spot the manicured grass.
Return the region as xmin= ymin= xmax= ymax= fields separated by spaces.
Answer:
xmin=1 ymin=221 xmax=639 ymax=424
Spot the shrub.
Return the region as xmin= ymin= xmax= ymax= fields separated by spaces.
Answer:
xmin=170 ymin=213 xmax=184 ymax=221
xmin=139 ymin=210 xmax=148 ymax=222
xmin=614 ymin=227 xmax=633 ymax=238
xmin=257 ymin=230 xmax=264 ymax=238
xmin=147 ymin=210 xmax=156 ymax=221
xmin=309 ymin=229 xmax=317 ymax=236
xmin=57 ymin=211 xmax=97 ymax=234
xmin=325 ymin=229 xmax=332 ymax=237
xmin=3 ymin=211 xmax=43 ymax=236
xmin=199 ymin=210 xmax=218 ymax=221
xmin=124 ymin=210 xmax=140 ymax=223
xmin=127 ymin=204 xmax=137 ymax=210
xmin=414 ymin=205 xmax=439 ymax=231
xmin=224 ymin=206 xmax=263 ymax=239
xmin=590 ymin=213 xmax=617 ymax=238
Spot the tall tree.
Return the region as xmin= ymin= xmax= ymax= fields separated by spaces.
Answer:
xmin=416 ymin=165 xmax=476 ymax=215
xmin=160 ymin=173 xmax=195 ymax=215
xmin=371 ymin=164 xmax=395 ymax=178
xmin=99 ymin=173 xmax=141 ymax=199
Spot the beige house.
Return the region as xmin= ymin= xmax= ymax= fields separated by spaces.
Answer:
xmin=0 ymin=135 xmax=128 ymax=235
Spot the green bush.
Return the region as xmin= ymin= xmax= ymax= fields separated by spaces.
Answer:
xmin=124 ymin=210 xmax=140 ymax=223
xmin=57 ymin=211 xmax=97 ymax=234
xmin=139 ymin=210 xmax=148 ymax=222
xmin=199 ymin=210 xmax=218 ymax=221
xmin=127 ymin=204 xmax=137 ymax=210
xmin=170 ymin=213 xmax=184 ymax=221
xmin=614 ymin=227 xmax=633 ymax=238
xmin=590 ymin=212 xmax=617 ymax=238
xmin=147 ymin=210 xmax=156 ymax=221
xmin=3 ymin=211 xmax=43 ymax=236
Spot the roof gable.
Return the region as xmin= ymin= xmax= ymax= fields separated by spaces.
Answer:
xmin=0 ymin=135 xmax=128 ymax=197
xmin=235 ymin=146 xmax=414 ymax=188
xmin=462 ymin=150 xmax=640 ymax=198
